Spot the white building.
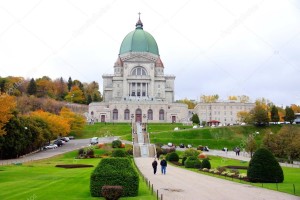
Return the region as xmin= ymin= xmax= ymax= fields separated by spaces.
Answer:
xmin=194 ymin=101 xmax=255 ymax=125
xmin=89 ymin=16 xmax=188 ymax=123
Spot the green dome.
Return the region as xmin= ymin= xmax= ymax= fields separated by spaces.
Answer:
xmin=119 ymin=18 xmax=159 ymax=55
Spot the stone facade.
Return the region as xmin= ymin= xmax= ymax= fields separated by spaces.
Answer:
xmin=88 ymin=17 xmax=188 ymax=123
xmin=194 ymin=101 xmax=255 ymax=125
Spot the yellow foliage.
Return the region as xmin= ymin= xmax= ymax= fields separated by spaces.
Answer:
xmin=60 ymin=107 xmax=85 ymax=133
xmin=30 ymin=110 xmax=70 ymax=137
xmin=0 ymin=94 xmax=16 ymax=136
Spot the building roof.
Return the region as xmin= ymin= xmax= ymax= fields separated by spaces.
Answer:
xmin=119 ymin=17 xmax=159 ymax=56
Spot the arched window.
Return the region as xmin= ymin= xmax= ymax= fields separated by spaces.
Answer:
xmin=148 ymin=109 xmax=153 ymax=120
xmin=159 ymin=109 xmax=164 ymax=120
xmin=113 ymin=109 xmax=118 ymax=120
xmin=131 ymin=67 xmax=147 ymax=76
xmin=124 ymin=109 xmax=130 ymax=120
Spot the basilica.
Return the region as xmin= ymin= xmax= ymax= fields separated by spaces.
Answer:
xmin=88 ymin=16 xmax=189 ymax=123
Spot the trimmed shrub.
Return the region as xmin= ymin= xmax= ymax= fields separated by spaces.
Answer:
xmin=201 ymin=158 xmax=211 ymax=169
xmin=198 ymin=153 xmax=207 ymax=159
xmin=126 ymin=147 xmax=133 ymax=155
xmin=111 ymin=149 xmax=127 ymax=157
xmin=90 ymin=158 xmax=139 ymax=197
xmin=101 ymin=185 xmax=123 ymax=200
xmin=112 ymin=140 xmax=122 ymax=148
xmin=78 ymin=148 xmax=85 ymax=156
xmin=55 ymin=164 xmax=93 ymax=168
xmin=86 ymin=148 xmax=94 ymax=158
xmin=167 ymin=152 xmax=179 ymax=162
xmin=247 ymin=148 xmax=284 ymax=183
xmin=182 ymin=157 xmax=187 ymax=165
xmin=184 ymin=156 xmax=202 ymax=168
xmin=182 ymin=149 xmax=200 ymax=158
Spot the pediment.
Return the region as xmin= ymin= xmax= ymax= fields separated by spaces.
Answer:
xmin=121 ymin=54 xmax=157 ymax=63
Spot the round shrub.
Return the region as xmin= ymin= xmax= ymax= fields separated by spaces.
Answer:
xmin=201 ymin=158 xmax=211 ymax=169
xmin=167 ymin=152 xmax=179 ymax=162
xmin=184 ymin=156 xmax=202 ymax=168
xmin=247 ymin=148 xmax=284 ymax=183
xmin=86 ymin=148 xmax=94 ymax=158
xmin=111 ymin=149 xmax=127 ymax=157
xmin=182 ymin=157 xmax=187 ymax=165
xmin=78 ymin=148 xmax=85 ymax=156
xmin=182 ymin=149 xmax=200 ymax=158
xmin=112 ymin=140 xmax=122 ymax=148
xmin=126 ymin=147 xmax=133 ymax=155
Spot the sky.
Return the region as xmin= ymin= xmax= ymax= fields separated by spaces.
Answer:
xmin=0 ymin=0 xmax=300 ymax=106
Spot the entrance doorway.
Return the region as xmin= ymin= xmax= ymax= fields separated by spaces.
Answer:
xmin=101 ymin=115 xmax=105 ymax=122
xmin=135 ymin=109 xmax=142 ymax=122
xmin=172 ymin=116 xmax=176 ymax=123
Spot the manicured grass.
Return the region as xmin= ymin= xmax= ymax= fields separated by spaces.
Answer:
xmin=175 ymin=153 xmax=300 ymax=196
xmin=0 ymin=151 xmax=156 ymax=200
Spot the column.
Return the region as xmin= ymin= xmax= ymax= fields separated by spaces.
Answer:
xmin=135 ymin=82 xmax=137 ymax=97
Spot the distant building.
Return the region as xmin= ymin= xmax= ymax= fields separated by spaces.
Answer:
xmin=88 ymin=16 xmax=188 ymax=123
xmin=194 ymin=101 xmax=255 ymax=125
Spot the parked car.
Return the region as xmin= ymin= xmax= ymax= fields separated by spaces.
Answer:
xmin=54 ymin=139 xmax=64 ymax=147
xmin=45 ymin=144 xmax=58 ymax=149
xmin=60 ymin=137 xmax=70 ymax=142
xmin=68 ymin=136 xmax=75 ymax=140
xmin=187 ymin=144 xmax=192 ymax=148
xmin=203 ymin=146 xmax=210 ymax=151
xmin=179 ymin=143 xmax=185 ymax=148
xmin=167 ymin=142 xmax=173 ymax=147
xmin=90 ymin=137 xmax=99 ymax=145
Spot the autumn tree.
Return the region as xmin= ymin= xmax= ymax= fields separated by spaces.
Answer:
xmin=0 ymin=94 xmax=16 ymax=136
xmin=237 ymin=111 xmax=251 ymax=123
xmin=245 ymin=134 xmax=257 ymax=158
xmin=65 ymin=85 xmax=85 ymax=103
xmin=27 ymin=78 xmax=37 ymax=95
xmin=249 ymin=104 xmax=269 ymax=126
xmin=200 ymin=94 xmax=219 ymax=103
xmin=291 ymin=104 xmax=300 ymax=113
xmin=270 ymin=105 xmax=280 ymax=123
xmin=60 ymin=107 xmax=85 ymax=136
xmin=30 ymin=110 xmax=70 ymax=137
xmin=284 ymin=106 xmax=295 ymax=124
xmin=176 ymin=98 xmax=196 ymax=109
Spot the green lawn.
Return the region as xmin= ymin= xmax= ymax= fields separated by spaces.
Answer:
xmin=0 ymin=151 xmax=156 ymax=200
xmin=176 ymin=154 xmax=300 ymax=196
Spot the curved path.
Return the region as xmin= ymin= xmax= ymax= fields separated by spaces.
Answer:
xmin=0 ymin=137 xmax=126 ymax=165
xmin=134 ymin=157 xmax=299 ymax=200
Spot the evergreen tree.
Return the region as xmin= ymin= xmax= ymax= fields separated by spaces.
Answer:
xmin=87 ymin=94 xmax=93 ymax=104
xmin=191 ymin=113 xmax=200 ymax=124
xmin=27 ymin=78 xmax=37 ymax=95
xmin=284 ymin=106 xmax=295 ymax=124
xmin=67 ymin=77 xmax=72 ymax=92
xmin=270 ymin=105 xmax=279 ymax=123
xmin=93 ymin=93 xmax=99 ymax=102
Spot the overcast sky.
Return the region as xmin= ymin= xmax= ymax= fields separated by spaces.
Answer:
xmin=0 ymin=0 xmax=300 ymax=106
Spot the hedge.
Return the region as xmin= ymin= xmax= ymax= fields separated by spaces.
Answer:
xmin=184 ymin=156 xmax=202 ymax=168
xmin=90 ymin=158 xmax=139 ymax=197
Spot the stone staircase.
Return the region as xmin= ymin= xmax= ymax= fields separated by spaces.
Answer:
xmin=132 ymin=122 xmax=156 ymax=158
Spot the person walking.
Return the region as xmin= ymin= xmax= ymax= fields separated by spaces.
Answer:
xmin=160 ymin=157 xmax=167 ymax=175
xmin=152 ymin=158 xmax=158 ymax=174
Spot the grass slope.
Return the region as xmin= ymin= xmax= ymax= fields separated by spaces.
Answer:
xmin=0 ymin=151 xmax=155 ymax=200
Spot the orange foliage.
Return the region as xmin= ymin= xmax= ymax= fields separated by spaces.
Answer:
xmin=0 ymin=94 xmax=16 ymax=136
xmin=30 ymin=110 xmax=70 ymax=137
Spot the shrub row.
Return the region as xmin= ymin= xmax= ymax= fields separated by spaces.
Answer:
xmin=90 ymin=158 xmax=139 ymax=197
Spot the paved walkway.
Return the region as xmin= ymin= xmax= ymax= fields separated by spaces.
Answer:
xmin=135 ymin=157 xmax=299 ymax=200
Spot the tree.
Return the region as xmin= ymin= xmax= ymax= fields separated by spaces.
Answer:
xmin=60 ymin=107 xmax=85 ymax=136
xmin=27 ymin=78 xmax=37 ymax=95
xmin=291 ymin=104 xmax=300 ymax=113
xmin=284 ymin=106 xmax=295 ymax=124
xmin=247 ymin=148 xmax=284 ymax=183
xmin=249 ymin=104 xmax=269 ymax=126
xmin=237 ymin=111 xmax=251 ymax=123
xmin=176 ymin=98 xmax=196 ymax=109
xmin=270 ymin=105 xmax=279 ymax=123
xmin=200 ymin=94 xmax=219 ymax=103
xmin=65 ymin=86 xmax=85 ymax=103
xmin=276 ymin=125 xmax=300 ymax=163
xmin=87 ymin=94 xmax=93 ymax=104
xmin=67 ymin=77 xmax=73 ymax=92
xmin=245 ymin=134 xmax=257 ymax=158
xmin=0 ymin=94 xmax=16 ymax=136
xmin=191 ymin=113 xmax=200 ymax=124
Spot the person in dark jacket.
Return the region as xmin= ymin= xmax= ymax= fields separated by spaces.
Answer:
xmin=160 ymin=158 xmax=167 ymax=174
xmin=152 ymin=159 xmax=158 ymax=174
